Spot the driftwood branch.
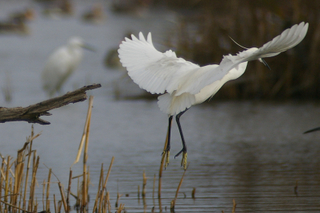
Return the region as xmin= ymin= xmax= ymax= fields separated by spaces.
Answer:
xmin=0 ymin=83 xmax=101 ymax=125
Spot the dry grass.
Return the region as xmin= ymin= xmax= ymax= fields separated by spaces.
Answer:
xmin=0 ymin=95 xmax=229 ymax=213
xmin=0 ymin=96 xmax=119 ymax=213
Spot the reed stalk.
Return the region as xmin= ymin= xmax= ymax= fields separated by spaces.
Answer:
xmin=232 ymin=199 xmax=236 ymax=213
xmin=23 ymin=128 xmax=34 ymax=211
xmin=142 ymin=170 xmax=147 ymax=198
xmin=106 ymin=191 xmax=111 ymax=213
xmin=81 ymin=96 xmax=94 ymax=211
xmin=170 ymin=168 xmax=187 ymax=212
xmin=191 ymin=187 xmax=196 ymax=199
xmin=117 ymin=203 xmax=125 ymax=213
xmin=86 ymin=168 xmax=90 ymax=211
xmin=58 ymin=200 xmax=62 ymax=213
xmin=67 ymin=169 xmax=72 ymax=210
xmin=0 ymin=156 xmax=4 ymax=212
xmin=5 ymin=156 xmax=10 ymax=212
xmin=103 ymin=191 xmax=108 ymax=213
xmin=93 ymin=163 xmax=103 ymax=212
xmin=46 ymin=168 xmax=52 ymax=212
xmin=42 ymin=179 xmax=45 ymax=211
xmin=152 ymin=174 xmax=156 ymax=206
xmin=58 ymin=182 xmax=68 ymax=212
xmin=28 ymin=154 xmax=39 ymax=212
xmin=53 ymin=194 xmax=57 ymax=213
xmin=96 ymin=156 xmax=115 ymax=212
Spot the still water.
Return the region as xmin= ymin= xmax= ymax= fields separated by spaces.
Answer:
xmin=0 ymin=1 xmax=320 ymax=212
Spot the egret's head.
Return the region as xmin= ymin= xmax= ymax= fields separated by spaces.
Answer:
xmin=68 ymin=37 xmax=95 ymax=51
xmin=241 ymin=47 xmax=271 ymax=70
xmin=258 ymin=58 xmax=271 ymax=70
xmin=69 ymin=37 xmax=84 ymax=47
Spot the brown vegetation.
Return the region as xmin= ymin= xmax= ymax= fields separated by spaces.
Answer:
xmin=155 ymin=0 xmax=319 ymax=100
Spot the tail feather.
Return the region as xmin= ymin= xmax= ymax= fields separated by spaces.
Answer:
xmin=158 ymin=93 xmax=196 ymax=115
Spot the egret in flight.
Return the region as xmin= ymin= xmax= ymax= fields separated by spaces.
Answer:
xmin=42 ymin=37 xmax=94 ymax=96
xmin=118 ymin=22 xmax=308 ymax=169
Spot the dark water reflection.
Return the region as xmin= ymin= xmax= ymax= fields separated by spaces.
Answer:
xmin=0 ymin=1 xmax=319 ymax=212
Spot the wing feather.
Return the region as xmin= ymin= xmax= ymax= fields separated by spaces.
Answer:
xmin=249 ymin=22 xmax=309 ymax=59
xmin=118 ymin=32 xmax=200 ymax=94
xmin=176 ymin=22 xmax=308 ymax=95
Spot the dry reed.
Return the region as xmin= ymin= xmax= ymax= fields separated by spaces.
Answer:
xmin=191 ymin=187 xmax=196 ymax=199
xmin=232 ymin=199 xmax=237 ymax=213
xmin=170 ymin=167 xmax=187 ymax=212
xmin=0 ymin=94 xmax=204 ymax=213
xmin=0 ymin=96 xmax=120 ymax=213
xmin=0 ymin=125 xmax=41 ymax=213
xmin=142 ymin=170 xmax=147 ymax=198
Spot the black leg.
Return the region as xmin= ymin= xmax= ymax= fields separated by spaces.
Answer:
xmin=165 ymin=116 xmax=173 ymax=152
xmin=163 ymin=116 xmax=173 ymax=169
xmin=174 ymin=110 xmax=188 ymax=158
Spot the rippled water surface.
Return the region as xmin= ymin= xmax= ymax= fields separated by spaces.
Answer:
xmin=0 ymin=1 xmax=320 ymax=212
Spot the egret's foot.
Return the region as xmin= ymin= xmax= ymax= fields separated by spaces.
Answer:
xmin=162 ymin=150 xmax=170 ymax=169
xmin=174 ymin=149 xmax=187 ymax=170
xmin=181 ymin=152 xmax=187 ymax=170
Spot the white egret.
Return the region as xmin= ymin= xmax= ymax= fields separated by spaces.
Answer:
xmin=41 ymin=37 xmax=94 ymax=96
xmin=118 ymin=22 xmax=308 ymax=169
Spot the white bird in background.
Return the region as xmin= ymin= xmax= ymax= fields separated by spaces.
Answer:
xmin=118 ymin=22 xmax=309 ymax=169
xmin=42 ymin=37 xmax=94 ymax=97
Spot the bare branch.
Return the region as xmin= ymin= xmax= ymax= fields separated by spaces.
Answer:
xmin=0 ymin=84 xmax=101 ymax=125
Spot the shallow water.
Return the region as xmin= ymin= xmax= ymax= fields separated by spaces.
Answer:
xmin=0 ymin=1 xmax=320 ymax=212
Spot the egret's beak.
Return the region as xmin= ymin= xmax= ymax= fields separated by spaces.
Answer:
xmin=82 ymin=43 xmax=96 ymax=52
xmin=304 ymin=127 xmax=320 ymax=134
xmin=259 ymin=58 xmax=271 ymax=70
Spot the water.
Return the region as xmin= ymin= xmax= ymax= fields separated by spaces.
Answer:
xmin=0 ymin=1 xmax=320 ymax=212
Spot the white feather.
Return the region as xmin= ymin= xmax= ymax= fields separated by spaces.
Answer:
xmin=118 ymin=22 xmax=308 ymax=116
xmin=118 ymin=32 xmax=200 ymax=94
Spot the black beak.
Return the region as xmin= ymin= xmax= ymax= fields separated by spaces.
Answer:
xmin=304 ymin=127 xmax=320 ymax=134
xmin=260 ymin=58 xmax=271 ymax=70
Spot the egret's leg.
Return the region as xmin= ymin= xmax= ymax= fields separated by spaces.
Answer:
xmin=174 ymin=110 xmax=188 ymax=169
xmin=163 ymin=116 xmax=173 ymax=168
xmin=165 ymin=116 xmax=173 ymax=152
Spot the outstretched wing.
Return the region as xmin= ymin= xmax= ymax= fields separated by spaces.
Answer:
xmin=177 ymin=22 xmax=309 ymax=95
xmin=118 ymin=32 xmax=200 ymax=94
xmin=247 ymin=21 xmax=309 ymax=60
